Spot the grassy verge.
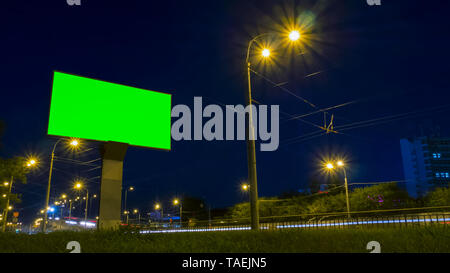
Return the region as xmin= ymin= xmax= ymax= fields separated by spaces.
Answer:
xmin=0 ymin=226 xmax=449 ymax=253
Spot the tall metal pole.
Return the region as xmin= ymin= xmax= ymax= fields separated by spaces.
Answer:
xmin=343 ymin=168 xmax=351 ymax=218
xmin=244 ymin=34 xmax=273 ymax=230
xmin=69 ymin=200 xmax=72 ymax=219
xmin=84 ymin=189 xmax=89 ymax=227
xmin=2 ymin=176 xmax=13 ymax=232
xmin=246 ymin=61 xmax=259 ymax=230
xmin=124 ymin=189 xmax=128 ymax=222
xmin=180 ymin=204 xmax=182 ymax=227
xmin=43 ymin=139 xmax=61 ymax=233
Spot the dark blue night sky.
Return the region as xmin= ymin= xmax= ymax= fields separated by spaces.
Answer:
xmin=1 ymin=0 xmax=450 ymax=223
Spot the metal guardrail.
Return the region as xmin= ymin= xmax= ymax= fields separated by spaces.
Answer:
xmin=135 ymin=212 xmax=450 ymax=234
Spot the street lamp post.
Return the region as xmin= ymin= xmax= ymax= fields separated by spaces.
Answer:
xmin=173 ymin=199 xmax=182 ymax=227
xmin=74 ymin=181 xmax=89 ymax=228
xmin=43 ymin=139 xmax=78 ymax=233
xmin=245 ymin=30 xmax=301 ymax=230
xmin=68 ymin=200 xmax=73 ymax=220
xmin=155 ymin=203 xmax=163 ymax=226
xmin=337 ymin=161 xmax=351 ymax=218
xmin=326 ymin=161 xmax=351 ymax=218
xmin=124 ymin=210 xmax=129 ymax=224
xmin=133 ymin=209 xmax=140 ymax=225
xmin=84 ymin=189 xmax=89 ymax=226
xmin=123 ymin=186 xmax=134 ymax=222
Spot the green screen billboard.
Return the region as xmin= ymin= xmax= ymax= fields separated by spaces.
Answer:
xmin=48 ymin=71 xmax=171 ymax=150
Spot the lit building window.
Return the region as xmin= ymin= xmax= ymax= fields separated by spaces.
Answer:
xmin=436 ymin=172 xmax=440 ymax=178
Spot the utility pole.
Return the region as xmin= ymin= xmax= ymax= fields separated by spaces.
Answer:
xmin=43 ymin=139 xmax=63 ymax=233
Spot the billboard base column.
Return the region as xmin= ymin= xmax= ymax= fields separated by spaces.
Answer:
xmin=98 ymin=141 xmax=128 ymax=231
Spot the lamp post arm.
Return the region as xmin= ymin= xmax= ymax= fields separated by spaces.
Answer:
xmin=245 ymin=32 xmax=278 ymax=65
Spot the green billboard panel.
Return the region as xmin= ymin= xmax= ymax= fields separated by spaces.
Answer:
xmin=48 ymin=71 xmax=171 ymax=150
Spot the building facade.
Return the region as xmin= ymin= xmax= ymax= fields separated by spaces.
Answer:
xmin=400 ymin=137 xmax=450 ymax=198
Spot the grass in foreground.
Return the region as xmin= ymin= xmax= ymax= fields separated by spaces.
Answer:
xmin=0 ymin=226 xmax=449 ymax=253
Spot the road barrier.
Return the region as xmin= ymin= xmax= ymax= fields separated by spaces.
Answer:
xmin=135 ymin=212 xmax=450 ymax=234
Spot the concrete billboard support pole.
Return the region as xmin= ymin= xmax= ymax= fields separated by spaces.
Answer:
xmin=98 ymin=141 xmax=128 ymax=230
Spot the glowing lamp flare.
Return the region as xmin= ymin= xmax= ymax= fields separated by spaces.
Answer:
xmin=289 ymin=30 xmax=300 ymax=41
xmin=326 ymin=163 xmax=334 ymax=169
xmin=262 ymin=48 xmax=270 ymax=58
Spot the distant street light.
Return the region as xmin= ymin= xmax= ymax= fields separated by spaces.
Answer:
xmin=73 ymin=181 xmax=89 ymax=227
xmin=173 ymin=198 xmax=182 ymax=227
xmin=124 ymin=210 xmax=130 ymax=224
xmin=68 ymin=199 xmax=73 ymax=220
xmin=155 ymin=203 xmax=163 ymax=225
xmin=123 ymin=186 xmax=134 ymax=222
xmin=133 ymin=209 xmax=140 ymax=224
xmin=325 ymin=160 xmax=351 ymax=218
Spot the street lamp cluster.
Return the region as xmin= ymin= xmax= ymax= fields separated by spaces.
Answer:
xmin=37 ymin=180 xmax=98 ymax=230
xmin=152 ymin=198 xmax=182 ymax=226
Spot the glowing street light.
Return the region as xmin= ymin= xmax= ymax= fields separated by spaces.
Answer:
xmin=288 ymin=30 xmax=301 ymax=41
xmin=123 ymin=186 xmax=134 ymax=222
xmin=70 ymin=139 xmax=79 ymax=147
xmin=173 ymin=198 xmax=182 ymax=227
xmin=262 ymin=48 xmax=271 ymax=58
xmin=154 ymin=203 xmax=163 ymax=225
xmin=324 ymin=160 xmax=351 ymax=218
xmin=74 ymin=181 xmax=89 ymax=227
xmin=241 ymin=183 xmax=250 ymax=191
xmin=133 ymin=209 xmax=140 ymax=224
